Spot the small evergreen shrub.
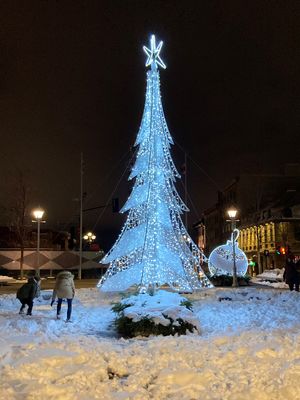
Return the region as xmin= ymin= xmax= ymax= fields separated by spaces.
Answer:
xmin=111 ymin=291 xmax=200 ymax=338
xmin=209 ymin=274 xmax=251 ymax=286
xmin=114 ymin=315 xmax=196 ymax=338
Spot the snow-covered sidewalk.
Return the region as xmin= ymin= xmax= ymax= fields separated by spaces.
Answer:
xmin=1 ymin=286 xmax=300 ymax=399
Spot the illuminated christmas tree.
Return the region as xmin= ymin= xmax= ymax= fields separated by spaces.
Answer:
xmin=98 ymin=35 xmax=212 ymax=292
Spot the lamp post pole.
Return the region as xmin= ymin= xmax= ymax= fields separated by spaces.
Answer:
xmin=227 ymin=208 xmax=238 ymax=288
xmin=231 ymin=220 xmax=238 ymax=287
xmin=33 ymin=208 xmax=45 ymax=277
xmin=79 ymin=152 xmax=83 ymax=280
xmin=37 ymin=217 xmax=41 ymax=274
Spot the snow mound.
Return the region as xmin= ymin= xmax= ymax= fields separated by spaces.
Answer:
xmin=256 ymin=268 xmax=284 ymax=282
xmin=0 ymin=276 xmax=15 ymax=283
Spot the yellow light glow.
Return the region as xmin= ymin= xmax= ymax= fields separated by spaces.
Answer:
xmin=33 ymin=209 xmax=44 ymax=220
xmin=84 ymin=232 xmax=96 ymax=242
xmin=227 ymin=208 xmax=238 ymax=219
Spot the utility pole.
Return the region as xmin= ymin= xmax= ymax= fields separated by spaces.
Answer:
xmin=255 ymin=176 xmax=263 ymax=274
xmin=184 ymin=152 xmax=188 ymax=228
xmin=79 ymin=153 xmax=83 ymax=280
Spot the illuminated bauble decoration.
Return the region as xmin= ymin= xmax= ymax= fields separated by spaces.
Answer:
xmin=97 ymin=35 xmax=212 ymax=293
xmin=208 ymin=229 xmax=248 ymax=277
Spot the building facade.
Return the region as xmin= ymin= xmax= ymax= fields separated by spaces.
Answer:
xmin=195 ymin=164 xmax=300 ymax=274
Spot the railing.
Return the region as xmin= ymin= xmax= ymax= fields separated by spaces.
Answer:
xmin=0 ymin=249 xmax=105 ymax=271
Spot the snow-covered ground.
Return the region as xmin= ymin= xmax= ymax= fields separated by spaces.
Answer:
xmin=256 ymin=268 xmax=284 ymax=282
xmin=1 ymin=286 xmax=300 ymax=399
xmin=0 ymin=275 xmax=16 ymax=283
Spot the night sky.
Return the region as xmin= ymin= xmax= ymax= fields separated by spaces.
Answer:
xmin=0 ymin=1 xmax=299 ymax=249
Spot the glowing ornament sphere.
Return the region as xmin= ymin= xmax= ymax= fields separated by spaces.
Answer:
xmin=208 ymin=230 xmax=248 ymax=277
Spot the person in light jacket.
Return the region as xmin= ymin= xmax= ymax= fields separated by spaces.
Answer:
xmin=51 ymin=270 xmax=75 ymax=321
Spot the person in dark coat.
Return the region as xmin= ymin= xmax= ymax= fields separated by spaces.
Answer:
xmin=283 ymin=252 xmax=299 ymax=291
xmin=16 ymin=276 xmax=38 ymax=315
xmin=295 ymin=257 xmax=300 ymax=283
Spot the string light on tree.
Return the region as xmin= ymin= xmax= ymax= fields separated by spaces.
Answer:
xmin=98 ymin=35 xmax=212 ymax=293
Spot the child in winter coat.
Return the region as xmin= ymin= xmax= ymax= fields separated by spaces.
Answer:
xmin=16 ymin=276 xmax=38 ymax=315
xmin=51 ymin=270 xmax=75 ymax=322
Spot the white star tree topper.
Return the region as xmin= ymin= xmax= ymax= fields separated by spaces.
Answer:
xmin=143 ymin=34 xmax=166 ymax=69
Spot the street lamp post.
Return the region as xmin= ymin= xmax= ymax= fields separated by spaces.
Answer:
xmin=33 ymin=208 xmax=45 ymax=276
xmin=227 ymin=208 xmax=238 ymax=288
xmin=79 ymin=152 xmax=84 ymax=280
xmin=82 ymin=232 xmax=96 ymax=278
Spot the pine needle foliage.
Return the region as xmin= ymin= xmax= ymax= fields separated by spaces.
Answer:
xmin=114 ymin=315 xmax=196 ymax=338
xmin=180 ymin=299 xmax=193 ymax=310
xmin=209 ymin=274 xmax=251 ymax=286
xmin=112 ymin=298 xmax=197 ymax=338
xmin=111 ymin=302 xmax=132 ymax=314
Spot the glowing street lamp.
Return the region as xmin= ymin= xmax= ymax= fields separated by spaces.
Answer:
xmin=227 ymin=207 xmax=238 ymax=287
xmin=227 ymin=209 xmax=238 ymax=219
xmin=83 ymin=232 xmax=96 ymax=243
xmin=32 ymin=208 xmax=45 ymax=275
xmin=33 ymin=209 xmax=44 ymax=220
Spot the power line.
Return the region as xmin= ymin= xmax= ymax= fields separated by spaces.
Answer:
xmin=174 ymin=139 xmax=221 ymax=191
xmin=92 ymin=147 xmax=138 ymax=231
